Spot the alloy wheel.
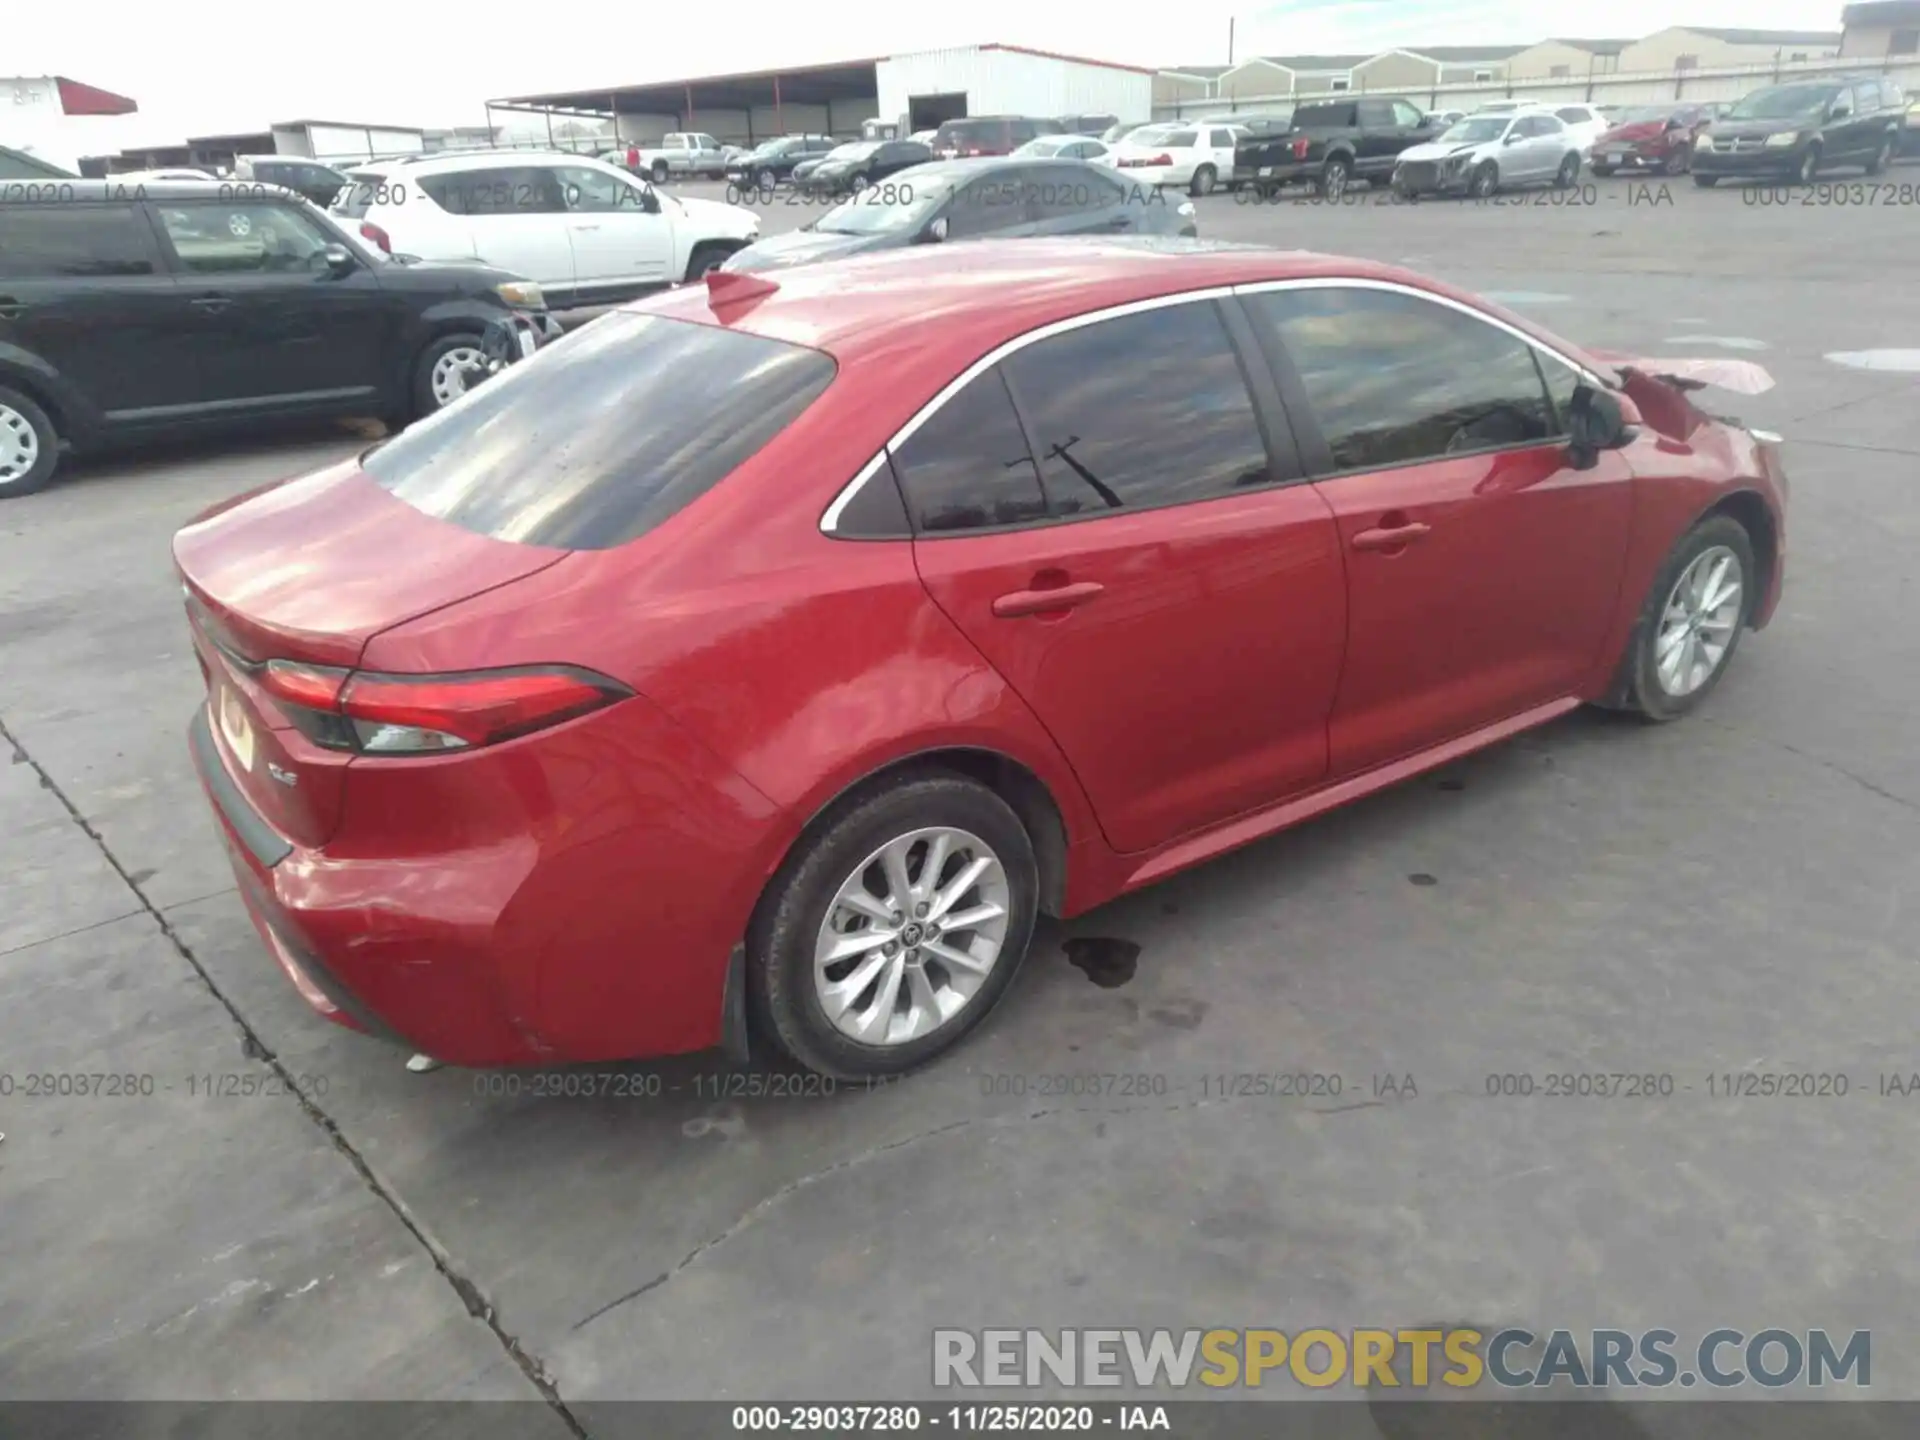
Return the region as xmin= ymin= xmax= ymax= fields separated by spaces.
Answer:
xmin=812 ymin=826 xmax=1011 ymax=1047
xmin=429 ymin=347 xmax=486 ymax=408
xmin=0 ymin=401 xmax=40 ymax=485
xmin=1654 ymin=545 xmax=1745 ymax=698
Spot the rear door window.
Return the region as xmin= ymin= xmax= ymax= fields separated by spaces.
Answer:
xmin=0 ymin=203 xmax=159 ymax=277
xmin=362 ymin=312 xmax=836 ymax=549
xmin=422 ymin=166 xmax=568 ymax=217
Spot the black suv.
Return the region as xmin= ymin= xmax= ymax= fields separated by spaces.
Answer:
xmin=0 ymin=181 xmax=556 ymax=497
xmin=1235 ymin=96 xmax=1440 ymax=198
xmin=725 ymin=136 xmax=837 ymax=189
xmin=232 ymin=155 xmax=353 ymax=208
xmin=1695 ymin=75 xmax=1909 ymax=186
xmin=932 ymin=116 xmax=1066 ymax=158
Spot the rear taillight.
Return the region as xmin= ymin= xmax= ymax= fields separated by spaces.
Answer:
xmin=1291 ymin=137 xmax=1311 ymax=160
xmin=260 ymin=663 xmax=629 ymax=755
xmin=360 ymin=221 xmax=392 ymax=253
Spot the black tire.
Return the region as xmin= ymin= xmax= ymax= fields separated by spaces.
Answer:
xmin=0 ymin=383 xmax=60 ymax=499
xmin=1694 ymin=174 xmax=1719 ymax=188
xmin=1317 ymin=157 xmax=1351 ymax=201
xmin=411 ymin=332 xmax=486 ymax=419
xmin=1794 ymin=145 xmax=1821 ymax=186
xmin=1469 ymin=161 xmax=1499 ymax=199
xmin=1664 ymin=143 xmax=1691 ymax=175
xmin=1865 ymin=135 xmax=1894 ymax=176
xmin=1612 ymin=515 xmax=1757 ymax=723
xmin=849 ymin=171 xmax=871 ymax=192
xmin=756 ymin=166 xmax=776 ymax=190
xmin=747 ymin=771 xmax=1039 ymax=1079
xmin=1591 ymin=164 xmax=1615 ymax=178
xmin=1555 ymin=152 xmax=1581 ymax=188
xmin=683 ymin=242 xmax=732 ymax=282
xmin=650 ymin=160 xmax=669 ymax=184
xmin=1190 ymin=164 xmax=1216 ymax=197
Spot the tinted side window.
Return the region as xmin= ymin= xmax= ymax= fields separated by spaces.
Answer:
xmin=891 ymin=369 xmax=1046 ymax=533
xmin=1003 ymin=301 xmax=1269 ymax=517
xmin=363 ymin=312 xmax=836 ymax=549
xmin=1028 ymin=166 xmax=1124 ymax=217
xmin=946 ymin=175 xmax=1030 ymax=238
xmin=1392 ymin=100 xmax=1426 ymax=127
xmin=433 ymin=166 xmax=567 ymax=216
xmin=0 ymin=204 xmax=156 ymax=277
xmin=1357 ymin=100 xmax=1394 ymax=128
xmin=1246 ymin=287 xmax=1558 ymax=473
xmin=156 ymin=201 xmax=336 ymax=275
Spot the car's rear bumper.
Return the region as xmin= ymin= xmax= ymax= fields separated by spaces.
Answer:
xmin=1591 ymin=146 xmax=1679 ymax=169
xmin=186 ymin=694 xmax=785 ymax=1068
xmin=1234 ymin=161 xmax=1319 ymax=188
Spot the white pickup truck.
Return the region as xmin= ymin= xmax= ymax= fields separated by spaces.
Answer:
xmin=611 ymin=133 xmax=732 ymax=183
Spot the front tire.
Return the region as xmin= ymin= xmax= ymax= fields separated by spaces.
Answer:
xmin=412 ymin=333 xmax=487 ymax=418
xmin=0 ymin=384 xmax=59 ymax=499
xmin=1555 ymin=152 xmax=1581 ymax=188
xmin=1190 ymin=164 xmax=1216 ymax=197
xmin=1865 ymin=135 xmax=1894 ymax=176
xmin=748 ymin=772 xmax=1039 ymax=1079
xmin=1694 ymin=173 xmax=1719 ymax=187
xmin=1616 ymin=515 xmax=1757 ymax=722
xmin=1469 ymin=161 xmax=1499 ymax=199
xmin=683 ymin=242 xmax=733 ymax=281
xmin=1664 ymin=143 xmax=1691 ymax=175
xmin=1794 ymin=145 xmax=1821 ymax=186
xmin=1591 ymin=163 xmax=1615 ymax=177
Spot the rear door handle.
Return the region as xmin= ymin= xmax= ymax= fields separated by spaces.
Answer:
xmin=190 ymin=295 xmax=232 ymax=313
xmin=991 ymin=581 xmax=1104 ymax=618
xmin=1352 ymin=520 xmax=1432 ymax=552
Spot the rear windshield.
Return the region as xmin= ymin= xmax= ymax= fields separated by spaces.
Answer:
xmin=362 ymin=312 xmax=837 ymax=549
xmin=938 ymin=120 xmax=1004 ymax=142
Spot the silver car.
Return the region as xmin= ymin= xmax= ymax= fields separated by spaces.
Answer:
xmin=1392 ymin=110 xmax=1585 ymax=199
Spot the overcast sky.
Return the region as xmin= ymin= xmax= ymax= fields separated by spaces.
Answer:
xmin=13 ymin=0 xmax=1844 ymax=149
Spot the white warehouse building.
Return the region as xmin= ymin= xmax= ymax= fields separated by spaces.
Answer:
xmin=876 ymin=45 xmax=1156 ymax=131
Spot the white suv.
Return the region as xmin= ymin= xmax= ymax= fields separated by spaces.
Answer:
xmin=332 ymin=152 xmax=760 ymax=307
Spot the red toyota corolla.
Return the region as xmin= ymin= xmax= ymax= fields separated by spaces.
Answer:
xmin=178 ymin=239 xmax=1788 ymax=1078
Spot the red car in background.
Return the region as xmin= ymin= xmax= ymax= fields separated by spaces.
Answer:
xmin=177 ymin=241 xmax=1788 ymax=1080
xmin=1590 ymin=102 xmax=1723 ymax=176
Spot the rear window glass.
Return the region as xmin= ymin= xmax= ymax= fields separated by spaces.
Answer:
xmin=939 ymin=120 xmax=1005 ymax=142
xmin=361 ymin=312 xmax=836 ymax=550
xmin=0 ymin=203 xmax=155 ymax=278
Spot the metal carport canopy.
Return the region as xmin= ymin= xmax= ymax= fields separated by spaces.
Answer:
xmin=489 ymin=58 xmax=882 ymax=140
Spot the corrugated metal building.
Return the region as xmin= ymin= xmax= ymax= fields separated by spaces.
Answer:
xmin=876 ymin=45 xmax=1155 ymax=129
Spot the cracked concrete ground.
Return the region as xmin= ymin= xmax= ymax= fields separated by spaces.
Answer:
xmin=3 ymin=174 xmax=1919 ymax=1424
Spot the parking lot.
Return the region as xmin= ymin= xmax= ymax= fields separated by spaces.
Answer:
xmin=4 ymin=166 xmax=1920 ymax=1422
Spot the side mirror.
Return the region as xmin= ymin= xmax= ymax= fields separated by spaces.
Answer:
xmin=321 ymin=243 xmax=356 ymax=276
xmin=1567 ymin=384 xmax=1631 ymax=470
xmin=923 ymin=214 xmax=950 ymax=243
xmin=1830 ymin=103 xmax=1852 ymax=120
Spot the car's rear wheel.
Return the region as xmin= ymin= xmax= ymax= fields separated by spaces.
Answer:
xmin=1591 ymin=163 xmax=1615 ymax=177
xmin=1190 ymin=164 xmax=1216 ymax=197
xmin=413 ymin=333 xmax=487 ymax=418
xmin=650 ymin=160 xmax=669 ymax=184
xmin=1318 ymin=157 xmax=1350 ymax=201
xmin=1865 ymin=135 xmax=1894 ymax=175
xmin=1617 ymin=515 xmax=1756 ymax=722
xmin=1469 ymin=161 xmax=1499 ymax=199
xmin=748 ymin=772 xmax=1039 ymax=1079
xmin=1555 ymin=152 xmax=1581 ymax=187
xmin=0 ymin=385 xmax=59 ymax=499
xmin=1694 ymin=173 xmax=1718 ymax=187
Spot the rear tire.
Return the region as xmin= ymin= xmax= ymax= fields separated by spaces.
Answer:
xmin=650 ymin=160 xmax=669 ymax=184
xmin=756 ymin=166 xmax=776 ymax=190
xmin=412 ymin=332 xmax=487 ymax=419
xmin=1612 ymin=515 xmax=1757 ymax=722
xmin=0 ymin=384 xmax=59 ymax=499
xmin=1591 ymin=164 xmax=1615 ymax=177
xmin=1694 ymin=174 xmax=1719 ymax=187
xmin=1317 ymin=157 xmax=1351 ymax=201
xmin=1190 ymin=164 xmax=1216 ymax=197
xmin=1664 ymin=144 xmax=1691 ymax=175
xmin=747 ymin=772 xmax=1039 ymax=1079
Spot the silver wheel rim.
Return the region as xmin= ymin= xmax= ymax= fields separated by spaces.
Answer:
xmin=0 ymin=401 xmax=39 ymax=483
xmin=813 ymin=826 xmax=1011 ymax=1047
xmin=430 ymin=347 xmax=485 ymax=407
xmin=1324 ymin=166 xmax=1345 ymax=200
xmin=1655 ymin=544 xmax=1744 ymax=698
xmin=1195 ymin=168 xmax=1214 ymax=195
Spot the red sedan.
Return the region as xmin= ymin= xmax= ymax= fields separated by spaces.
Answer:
xmin=1590 ymin=103 xmax=1721 ymax=176
xmin=177 ymin=241 xmax=1788 ymax=1078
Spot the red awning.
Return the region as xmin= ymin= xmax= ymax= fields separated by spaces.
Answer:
xmin=56 ymin=77 xmax=138 ymax=116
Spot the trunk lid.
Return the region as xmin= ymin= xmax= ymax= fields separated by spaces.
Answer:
xmin=175 ymin=454 xmax=567 ymax=849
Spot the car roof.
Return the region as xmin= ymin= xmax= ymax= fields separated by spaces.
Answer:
xmin=630 ymin=238 xmax=1609 ymax=381
xmin=1 ymin=178 xmax=300 ymax=201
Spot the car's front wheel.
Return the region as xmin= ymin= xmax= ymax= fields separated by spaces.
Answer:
xmin=413 ymin=333 xmax=487 ymax=418
xmin=1469 ymin=161 xmax=1500 ymax=199
xmin=684 ymin=242 xmax=734 ymax=281
xmin=1865 ymin=134 xmax=1894 ymax=176
xmin=748 ymin=771 xmax=1039 ymax=1079
xmin=1555 ymin=152 xmax=1581 ymax=187
xmin=1618 ymin=515 xmax=1757 ymax=721
xmin=0 ymin=384 xmax=59 ymax=499
xmin=1694 ymin=173 xmax=1719 ymax=187
xmin=1664 ymin=143 xmax=1691 ymax=175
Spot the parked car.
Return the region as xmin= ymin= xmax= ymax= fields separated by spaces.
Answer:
xmin=1012 ymin=135 xmax=1114 ymax=164
xmin=789 ymin=154 xmax=833 ymax=186
xmin=1100 ymin=120 xmax=1157 ymax=145
xmin=330 ymin=152 xmax=759 ymax=307
xmin=1545 ymin=103 xmax=1610 ymax=157
xmin=1904 ymin=91 xmax=1920 ymax=157
xmin=1111 ymin=121 xmax=1248 ymax=195
xmin=111 ymin=167 xmax=219 ymax=182
xmin=1694 ymin=76 xmax=1907 ymax=186
xmin=232 ymin=156 xmax=353 ymax=208
xmin=175 ymin=238 xmax=1787 ymax=1076
xmin=1235 ymin=97 xmax=1440 ymax=199
xmin=797 ymin=139 xmax=935 ymax=194
xmin=0 ymin=181 xmax=556 ymax=497
xmin=721 ymin=158 xmax=1195 ymax=273
xmin=931 ymin=116 xmax=1065 ymax=158
xmin=1393 ymin=110 xmax=1586 ymax=199
xmin=1056 ymin=113 xmax=1119 ymax=137
xmin=910 ymin=129 xmax=939 ymax=146
xmin=726 ymin=135 xmax=838 ymax=189
xmin=1590 ymin=103 xmax=1721 ymax=176
xmin=1426 ymin=109 xmax=1466 ymax=129
xmin=611 ymin=133 xmax=731 ymax=183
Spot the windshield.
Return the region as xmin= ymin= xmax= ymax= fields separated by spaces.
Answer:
xmin=1725 ymin=85 xmax=1836 ymax=120
xmin=814 ymin=175 xmax=950 ymax=235
xmin=823 ymin=142 xmax=874 ymax=162
xmin=1438 ymin=117 xmax=1510 ymax=145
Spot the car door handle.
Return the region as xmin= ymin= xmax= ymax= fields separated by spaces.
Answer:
xmin=190 ymin=295 xmax=231 ymax=313
xmin=991 ymin=581 xmax=1105 ymax=618
xmin=0 ymin=296 xmax=24 ymax=320
xmin=1352 ymin=519 xmax=1432 ymax=552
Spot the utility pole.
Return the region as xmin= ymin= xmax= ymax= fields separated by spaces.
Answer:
xmin=1229 ymin=18 xmax=1236 ymax=65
